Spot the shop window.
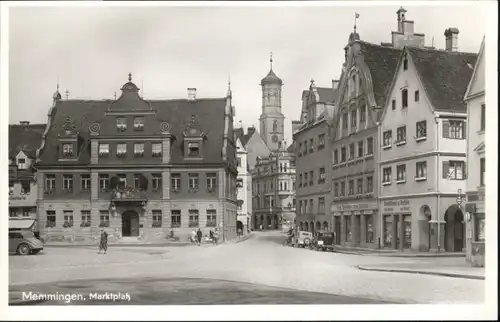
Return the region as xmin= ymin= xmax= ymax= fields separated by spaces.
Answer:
xmin=366 ymin=215 xmax=374 ymax=243
xmin=383 ymin=215 xmax=392 ymax=247
xmin=345 ymin=216 xmax=352 ymax=242
xmin=475 ymin=215 xmax=485 ymax=242
xmin=403 ymin=215 xmax=412 ymax=249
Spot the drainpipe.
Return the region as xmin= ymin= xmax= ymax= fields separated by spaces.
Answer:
xmin=435 ymin=116 xmax=441 ymax=252
xmin=376 ymin=121 xmax=382 ymax=249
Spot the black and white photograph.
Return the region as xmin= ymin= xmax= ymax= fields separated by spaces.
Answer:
xmin=1 ymin=1 xmax=497 ymax=320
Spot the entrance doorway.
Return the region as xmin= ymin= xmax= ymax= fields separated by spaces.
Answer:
xmin=334 ymin=216 xmax=341 ymax=244
xmin=444 ymin=205 xmax=464 ymax=252
xmin=122 ymin=211 xmax=139 ymax=237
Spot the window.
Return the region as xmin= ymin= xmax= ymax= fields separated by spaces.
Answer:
xmin=9 ymin=181 xmax=14 ymax=195
xmin=396 ymin=126 xmax=406 ymax=144
xmin=480 ymin=104 xmax=485 ymax=131
xmin=396 ymin=164 xmax=406 ymax=182
xmin=309 ymin=199 xmax=313 ymax=213
xmin=319 ymin=167 xmax=326 ymax=184
xmin=152 ymin=210 xmax=162 ymax=228
xmin=62 ymin=144 xmax=73 ymax=157
xmin=414 ymin=90 xmax=419 ymax=102
xmin=236 ymin=179 xmax=243 ymax=188
xmin=480 ymin=158 xmax=485 ymax=186
xmin=236 ymin=157 xmax=241 ymax=168
xmin=188 ymin=173 xmax=199 ymax=190
xmin=99 ymin=143 xmax=109 ymax=156
xmin=416 ymin=120 xmax=427 ymax=139
xmin=298 ymin=143 xmax=302 ymax=156
xmin=188 ymin=210 xmax=199 ymax=227
xmin=383 ymin=167 xmax=392 ymax=184
xmin=171 ymin=210 xmax=181 ymax=228
xmin=17 ymin=158 xmax=27 ymax=170
xmin=81 ymin=211 xmax=91 ymax=227
xmin=348 ymin=180 xmax=354 ymax=195
xmin=171 ymin=173 xmax=181 ymax=192
xmin=443 ymin=120 xmax=465 ymax=139
xmin=357 ymin=178 xmax=363 ymax=194
xmin=116 ymin=117 xmax=127 ymax=131
xmin=117 ymin=143 xmax=127 ymax=157
xmin=303 ymin=141 xmax=308 ymax=155
xmin=343 ymin=113 xmax=348 ymax=129
xmin=99 ymin=174 xmax=109 ymax=191
xmin=366 ymin=176 xmax=373 ymax=193
xmin=318 ymin=197 xmax=325 ymax=213
xmin=366 ymin=215 xmax=374 ymax=243
xmin=475 ymin=215 xmax=485 ymax=242
xmin=360 ymin=104 xmax=366 ymax=122
xmin=416 ymin=161 xmax=427 ymax=180
xmin=150 ymin=143 xmax=162 ymax=157
xmin=134 ymin=143 xmax=144 ymax=156
xmin=402 ymin=89 xmax=408 ymax=108
xmin=298 ymin=174 xmax=303 ymax=187
xmin=334 ymin=182 xmax=339 ymax=197
xmin=341 ymin=146 xmax=347 ymax=163
xmin=45 ymin=174 xmax=56 ymax=193
xmin=309 ymin=171 xmax=314 ymax=185
xmin=188 ymin=142 xmax=200 ymax=157
xmin=81 ymin=174 xmax=91 ymax=191
xmin=333 ymin=149 xmax=339 ymax=164
xmin=273 ymin=120 xmax=278 ymax=132
xmin=345 ymin=216 xmax=352 ymax=242
xmin=99 ymin=211 xmax=109 ymax=227
xmin=309 ymin=138 xmax=314 ymax=153
xmin=62 ymin=174 xmax=73 ymax=192
xmin=207 ymin=209 xmax=217 ymax=227
xmin=340 ymin=181 xmax=346 ymax=196
xmin=444 ymin=161 xmax=465 ymax=180
xmin=152 ymin=173 xmax=162 ymax=191
xmin=366 ymin=137 xmax=374 ymax=155
xmin=347 ymin=143 xmax=354 ymax=160
xmin=134 ymin=117 xmax=144 ymax=130
xmin=383 ymin=130 xmax=392 ymax=147
xmin=304 ymin=173 xmax=308 ymax=187
xmin=9 ymin=209 xmax=17 ymax=217
xmin=351 ymin=109 xmax=357 ymax=127
xmin=403 ymin=56 xmax=408 ymax=70
xmin=117 ymin=174 xmax=126 ymax=189
xmin=318 ymin=134 xmax=325 ymax=150
xmin=46 ymin=210 xmax=56 ymax=227
xmin=63 ymin=210 xmax=74 ymax=227
xmin=357 ymin=141 xmax=364 ymax=158
xmin=391 ymin=99 xmax=396 ymax=110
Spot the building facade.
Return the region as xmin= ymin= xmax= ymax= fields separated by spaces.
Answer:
xmin=378 ymin=30 xmax=477 ymax=252
xmin=234 ymin=128 xmax=253 ymax=234
xmin=8 ymin=122 xmax=46 ymax=220
xmin=294 ymin=80 xmax=337 ymax=234
xmin=464 ymin=37 xmax=485 ymax=266
xmin=35 ymin=75 xmax=239 ymax=244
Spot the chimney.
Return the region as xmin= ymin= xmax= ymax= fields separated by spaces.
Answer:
xmin=187 ymin=88 xmax=197 ymax=101
xmin=332 ymin=79 xmax=340 ymax=90
xmin=445 ymin=28 xmax=459 ymax=52
xmin=247 ymin=126 xmax=256 ymax=137
xmin=19 ymin=121 xmax=30 ymax=126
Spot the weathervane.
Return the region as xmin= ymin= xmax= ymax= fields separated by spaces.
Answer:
xmin=354 ymin=12 xmax=360 ymax=33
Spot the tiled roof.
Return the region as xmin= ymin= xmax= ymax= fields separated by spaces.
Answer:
xmin=408 ymin=47 xmax=477 ymax=113
xmin=358 ymin=41 xmax=402 ymax=108
xmin=37 ymin=96 xmax=228 ymax=166
xmin=9 ymin=123 xmax=46 ymax=159
xmin=234 ymin=127 xmax=253 ymax=147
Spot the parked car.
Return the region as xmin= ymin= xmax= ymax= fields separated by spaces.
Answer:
xmin=291 ymin=231 xmax=313 ymax=248
xmin=8 ymin=230 xmax=44 ymax=255
xmin=311 ymin=231 xmax=336 ymax=252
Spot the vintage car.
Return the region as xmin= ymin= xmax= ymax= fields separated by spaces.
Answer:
xmin=291 ymin=231 xmax=313 ymax=248
xmin=311 ymin=231 xmax=335 ymax=251
xmin=8 ymin=230 xmax=44 ymax=255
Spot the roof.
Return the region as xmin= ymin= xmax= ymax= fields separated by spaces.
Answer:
xmin=261 ymin=69 xmax=283 ymax=85
xmin=408 ymin=46 xmax=477 ymax=113
xmin=37 ymin=81 xmax=229 ymax=166
xmin=9 ymin=219 xmax=36 ymax=230
xmin=9 ymin=123 xmax=46 ymax=159
xmin=358 ymin=41 xmax=402 ymax=108
xmin=464 ymin=36 xmax=485 ymax=100
xmin=234 ymin=127 xmax=252 ymax=147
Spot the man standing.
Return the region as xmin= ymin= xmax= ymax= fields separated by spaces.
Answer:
xmin=213 ymin=228 xmax=219 ymax=246
xmin=98 ymin=229 xmax=108 ymax=255
xmin=196 ymin=228 xmax=203 ymax=246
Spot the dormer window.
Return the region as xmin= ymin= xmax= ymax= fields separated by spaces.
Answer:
xmin=134 ymin=143 xmax=144 ymax=157
xmin=99 ymin=143 xmax=109 ymax=157
xmin=117 ymin=143 xmax=127 ymax=157
xmin=116 ymin=117 xmax=127 ymax=131
xmin=188 ymin=142 xmax=200 ymax=157
xmin=17 ymin=158 xmax=27 ymax=170
xmin=152 ymin=143 xmax=162 ymax=157
xmin=62 ymin=144 xmax=74 ymax=157
xmin=134 ymin=117 xmax=144 ymax=131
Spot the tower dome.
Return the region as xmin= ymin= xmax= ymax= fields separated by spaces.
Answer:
xmin=260 ymin=53 xmax=282 ymax=86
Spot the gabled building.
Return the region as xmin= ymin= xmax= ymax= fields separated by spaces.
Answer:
xmin=378 ymin=28 xmax=477 ymax=252
xmin=464 ymin=37 xmax=485 ymax=266
xmin=8 ymin=122 xmax=46 ymax=221
xmin=294 ymin=80 xmax=338 ymax=234
xmin=234 ymin=127 xmax=253 ymax=234
xmin=35 ymin=74 xmax=239 ymax=243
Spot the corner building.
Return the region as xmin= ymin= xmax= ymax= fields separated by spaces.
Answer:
xmin=35 ymin=75 xmax=238 ymax=243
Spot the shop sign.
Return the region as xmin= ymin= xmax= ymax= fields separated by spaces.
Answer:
xmin=9 ymin=196 xmax=26 ymax=201
xmin=382 ymin=199 xmax=411 ymax=214
xmin=331 ymin=201 xmax=376 ymax=212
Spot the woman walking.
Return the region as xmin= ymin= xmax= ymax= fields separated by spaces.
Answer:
xmin=213 ymin=228 xmax=219 ymax=246
xmin=99 ymin=229 xmax=108 ymax=254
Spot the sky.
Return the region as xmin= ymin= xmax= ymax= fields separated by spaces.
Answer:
xmin=7 ymin=2 xmax=489 ymax=143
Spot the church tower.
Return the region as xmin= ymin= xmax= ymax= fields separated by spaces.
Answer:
xmin=259 ymin=53 xmax=285 ymax=152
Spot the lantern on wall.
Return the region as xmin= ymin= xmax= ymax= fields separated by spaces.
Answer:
xmin=141 ymin=201 xmax=147 ymax=212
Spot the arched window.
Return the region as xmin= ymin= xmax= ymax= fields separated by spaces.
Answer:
xmin=273 ymin=120 xmax=278 ymax=132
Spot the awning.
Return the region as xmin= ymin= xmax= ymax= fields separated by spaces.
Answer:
xmin=9 ymin=219 xmax=35 ymax=230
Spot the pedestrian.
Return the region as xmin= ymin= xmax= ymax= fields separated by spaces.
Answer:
xmin=213 ymin=228 xmax=219 ymax=246
xmin=237 ymin=227 xmax=242 ymax=239
xmin=190 ymin=229 xmax=197 ymax=244
xmin=209 ymin=229 xmax=214 ymax=241
xmin=196 ymin=228 xmax=203 ymax=246
xmin=260 ymin=224 xmax=263 ymax=231
xmin=98 ymin=229 xmax=108 ymax=254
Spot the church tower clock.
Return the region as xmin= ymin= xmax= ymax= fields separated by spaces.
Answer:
xmin=259 ymin=53 xmax=285 ymax=152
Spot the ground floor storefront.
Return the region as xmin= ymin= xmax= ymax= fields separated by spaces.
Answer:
xmin=36 ymin=199 xmax=237 ymax=244
xmin=379 ymin=195 xmax=466 ymax=252
xmin=252 ymin=211 xmax=289 ymax=231
xmin=465 ymin=190 xmax=485 ymax=267
xmin=296 ymin=214 xmax=332 ymax=235
xmin=9 ymin=206 xmax=37 ymax=218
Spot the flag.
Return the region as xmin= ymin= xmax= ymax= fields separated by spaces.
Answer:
xmin=355 ymin=13 xmax=360 ymax=19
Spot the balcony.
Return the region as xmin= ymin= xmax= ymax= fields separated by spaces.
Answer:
xmin=111 ymin=187 xmax=148 ymax=202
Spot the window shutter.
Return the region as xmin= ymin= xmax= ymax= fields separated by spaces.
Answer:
xmin=462 ymin=121 xmax=467 ymax=139
xmin=442 ymin=121 xmax=450 ymax=138
xmin=442 ymin=162 xmax=449 ymax=179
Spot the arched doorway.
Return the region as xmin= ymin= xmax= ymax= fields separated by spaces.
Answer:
xmin=122 ymin=210 xmax=139 ymax=237
xmin=236 ymin=221 xmax=243 ymax=235
xmin=310 ymin=221 xmax=315 ymax=234
xmin=299 ymin=222 xmax=304 ymax=231
xmin=419 ymin=205 xmax=432 ymax=251
xmin=316 ymin=221 xmax=321 ymax=232
xmin=304 ymin=222 xmax=309 ymax=232
xmin=444 ymin=205 xmax=465 ymax=252
xmin=323 ymin=221 xmax=329 ymax=232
